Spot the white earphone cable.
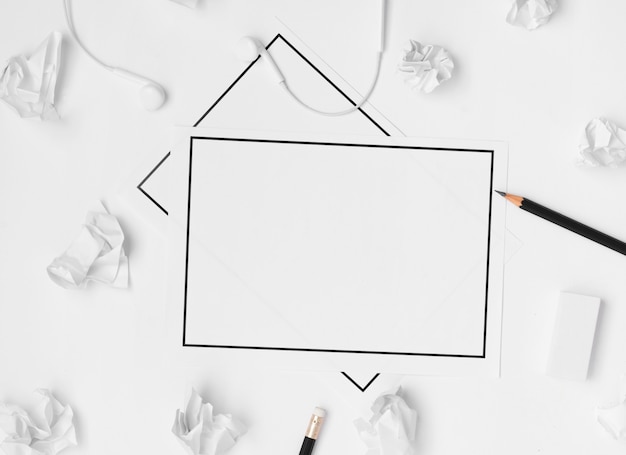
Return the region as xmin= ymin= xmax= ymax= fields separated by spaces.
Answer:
xmin=63 ymin=0 xmax=113 ymax=71
xmin=276 ymin=0 xmax=386 ymax=117
xmin=62 ymin=0 xmax=166 ymax=111
xmin=278 ymin=51 xmax=383 ymax=117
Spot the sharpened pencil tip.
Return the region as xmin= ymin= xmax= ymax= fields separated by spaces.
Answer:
xmin=495 ymin=190 xmax=506 ymax=197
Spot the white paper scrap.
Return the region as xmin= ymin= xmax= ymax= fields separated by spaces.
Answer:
xmin=398 ymin=40 xmax=454 ymax=94
xmin=597 ymin=375 xmax=626 ymax=440
xmin=169 ymin=0 xmax=198 ymax=8
xmin=0 ymin=32 xmax=62 ymax=120
xmin=172 ymin=389 xmax=247 ymax=455
xmin=354 ymin=389 xmax=418 ymax=455
xmin=0 ymin=389 xmax=77 ymax=455
xmin=579 ymin=117 xmax=626 ymax=167
xmin=598 ymin=402 xmax=626 ymax=440
xmin=47 ymin=201 xmax=129 ymax=289
xmin=506 ymin=0 xmax=558 ymax=30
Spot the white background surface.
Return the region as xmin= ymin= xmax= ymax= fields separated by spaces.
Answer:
xmin=2 ymin=1 xmax=626 ymax=454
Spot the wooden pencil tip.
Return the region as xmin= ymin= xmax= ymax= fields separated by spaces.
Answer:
xmin=495 ymin=190 xmax=506 ymax=197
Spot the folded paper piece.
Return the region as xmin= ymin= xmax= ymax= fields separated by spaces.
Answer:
xmin=579 ymin=117 xmax=626 ymax=167
xmin=354 ymin=389 xmax=418 ymax=455
xmin=597 ymin=375 xmax=626 ymax=440
xmin=47 ymin=201 xmax=129 ymax=289
xmin=398 ymin=40 xmax=454 ymax=94
xmin=169 ymin=0 xmax=198 ymax=8
xmin=0 ymin=389 xmax=77 ymax=455
xmin=0 ymin=32 xmax=62 ymax=120
xmin=506 ymin=0 xmax=558 ymax=30
xmin=172 ymin=389 xmax=247 ymax=455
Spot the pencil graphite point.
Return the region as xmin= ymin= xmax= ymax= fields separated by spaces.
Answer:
xmin=495 ymin=190 xmax=506 ymax=197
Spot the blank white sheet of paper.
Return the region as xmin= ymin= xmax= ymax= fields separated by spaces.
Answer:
xmin=168 ymin=128 xmax=507 ymax=376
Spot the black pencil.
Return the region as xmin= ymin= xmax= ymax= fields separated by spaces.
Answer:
xmin=299 ymin=408 xmax=325 ymax=455
xmin=496 ymin=191 xmax=626 ymax=256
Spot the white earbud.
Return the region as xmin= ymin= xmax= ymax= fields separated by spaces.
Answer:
xmin=63 ymin=0 xmax=167 ymax=111
xmin=236 ymin=37 xmax=285 ymax=84
xmin=235 ymin=1 xmax=385 ymax=117
xmin=111 ymin=68 xmax=166 ymax=111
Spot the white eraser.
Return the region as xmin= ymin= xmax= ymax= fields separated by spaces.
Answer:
xmin=546 ymin=292 xmax=601 ymax=381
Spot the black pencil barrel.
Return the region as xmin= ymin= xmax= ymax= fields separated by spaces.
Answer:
xmin=522 ymin=198 xmax=626 ymax=256
xmin=299 ymin=437 xmax=316 ymax=455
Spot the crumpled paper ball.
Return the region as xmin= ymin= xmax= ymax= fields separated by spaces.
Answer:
xmin=506 ymin=0 xmax=558 ymax=30
xmin=0 ymin=32 xmax=62 ymax=120
xmin=47 ymin=201 xmax=129 ymax=289
xmin=398 ymin=40 xmax=454 ymax=94
xmin=354 ymin=389 xmax=418 ymax=455
xmin=0 ymin=389 xmax=77 ymax=455
xmin=579 ymin=117 xmax=626 ymax=167
xmin=172 ymin=389 xmax=247 ymax=455
xmin=598 ymin=401 xmax=626 ymax=440
xmin=597 ymin=374 xmax=626 ymax=440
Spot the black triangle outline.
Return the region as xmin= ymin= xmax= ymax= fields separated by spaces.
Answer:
xmin=341 ymin=372 xmax=381 ymax=392
xmin=137 ymin=151 xmax=170 ymax=215
xmin=137 ymin=33 xmax=390 ymax=213
xmin=137 ymin=33 xmax=388 ymax=391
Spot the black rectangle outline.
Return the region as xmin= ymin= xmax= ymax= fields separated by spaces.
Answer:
xmin=183 ymin=136 xmax=495 ymax=358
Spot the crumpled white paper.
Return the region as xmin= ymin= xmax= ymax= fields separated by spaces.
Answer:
xmin=398 ymin=40 xmax=454 ymax=94
xmin=579 ymin=117 xmax=626 ymax=167
xmin=172 ymin=389 xmax=247 ymax=455
xmin=169 ymin=0 xmax=198 ymax=8
xmin=0 ymin=32 xmax=62 ymax=120
xmin=354 ymin=389 xmax=418 ymax=455
xmin=47 ymin=201 xmax=129 ymax=289
xmin=506 ymin=0 xmax=558 ymax=30
xmin=597 ymin=375 xmax=626 ymax=440
xmin=0 ymin=389 xmax=77 ymax=455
